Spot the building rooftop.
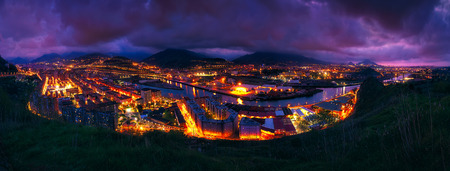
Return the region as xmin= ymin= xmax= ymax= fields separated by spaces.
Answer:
xmin=239 ymin=117 xmax=260 ymax=126
xmin=315 ymin=101 xmax=342 ymax=111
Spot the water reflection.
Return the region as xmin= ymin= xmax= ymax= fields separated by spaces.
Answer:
xmin=140 ymin=82 xmax=359 ymax=107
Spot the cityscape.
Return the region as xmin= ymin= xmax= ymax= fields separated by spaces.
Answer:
xmin=20 ymin=53 xmax=428 ymax=140
xmin=0 ymin=0 xmax=449 ymax=170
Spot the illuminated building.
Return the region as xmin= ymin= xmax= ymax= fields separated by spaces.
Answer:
xmin=230 ymin=85 xmax=253 ymax=95
xmin=151 ymin=89 xmax=162 ymax=101
xmin=93 ymin=111 xmax=117 ymax=129
xmin=141 ymin=88 xmax=153 ymax=106
xmin=205 ymin=97 xmax=228 ymax=120
xmin=141 ymin=88 xmax=162 ymax=106
xmin=61 ymin=105 xmax=77 ymax=123
xmin=173 ymin=106 xmax=186 ymax=128
xmin=261 ymin=117 xmax=296 ymax=136
xmin=239 ymin=117 xmax=261 ymax=140
xmin=314 ymin=94 xmax=354 ymax=119
xmin=182 ymin=97 xmax=239 ymax=138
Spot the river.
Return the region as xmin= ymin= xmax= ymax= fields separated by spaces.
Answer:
xmin=140 ymin=82 xmax=360 ymax=107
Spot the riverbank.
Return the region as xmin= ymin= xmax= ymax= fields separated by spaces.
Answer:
xmin=292 ymin=82 xmax=361 ymax=88
xmin=168 ymin=79 xmax=323 ymax=101
xmin=140 ymin=80 xmax=183 ymax=90
xmin=250 ymin=88 xmax=323 ymax=101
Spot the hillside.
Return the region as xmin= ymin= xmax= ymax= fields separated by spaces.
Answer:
xmin=72 ymin=53 xmax=111 ymax=65
xmin=0 ymin=56 xmax=6 ymax=65
xmin=142 ymin=49 xmax=228 ymax=68
xmin=351 ymin=67 xmax=382 ymax=79
xmin=62 ymin=52 xmax=88 ymax=59
xmin=233 ymin=51 xmax=327 ymax=65
xmin=357 ymin=59 xmax=378 ymax=65
xmin=7 ymin=57 xmax=29 ymax=64
xmin=108 ymin=52 xmax=152 ymax=62
xmin=0 ymin=76 xmax=448 ymax=170
xmin=102 ymin=56 xmax=134 ymax=68
xmin=31 ymin=53 xmax=62 ymax=63
xmin=0 ymin=56 xmax=18 ymax=72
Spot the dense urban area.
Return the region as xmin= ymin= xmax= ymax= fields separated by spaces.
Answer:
xmin=1 ymin=50 xmax=445 ymax=141
xmin=1 ymin=0 xmax=450 ymax=170
xmin=0 ymin=50 xmax=449 ymax=170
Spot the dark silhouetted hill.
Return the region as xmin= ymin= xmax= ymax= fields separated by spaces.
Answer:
xmin=142 ymin=49 xmax=227 ymax=68
xmin=31 ymin=53 xmax=62 ymax=63
xmin=72 ymin=53 xmax=111 ymax=65
xmin=62 ymin=52 xmax=88 ymax=59
xmin=232 ymin=52 xmax=327 ymax=65
xmin=103 ymin=56 xmax=134 ymax=68
xmin=0 ymin=56 xmax=18 ymax=72
xmin=7 ymin=57 xmax=30 ymax=64
xmin=351 ymin=67 xmax=381 ymax=79
xmin=357 ymin=59 xmax=378 ymax=65
xmin=0 ymin=56 xmax=7 ymax=65
xmin=108 ymin=52 xmax=152 ymax=62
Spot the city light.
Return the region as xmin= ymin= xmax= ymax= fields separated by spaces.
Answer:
xmin=230 ymin=87 xmax=251 ymax=95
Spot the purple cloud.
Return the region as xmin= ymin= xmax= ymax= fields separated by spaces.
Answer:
xmin=0 ymin=0 xmax=448 ymax=66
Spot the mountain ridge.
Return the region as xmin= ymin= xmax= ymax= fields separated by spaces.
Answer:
xmin=357 ymin=59 xmax=378 ymax=65
xmin=232 ymin=51 xmax=327 ymax=65
xmin=141 ymin=48 xmax=228 ymax=68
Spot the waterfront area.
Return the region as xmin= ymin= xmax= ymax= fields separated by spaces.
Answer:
xmin=1 ymin=0 xmax=449 ymax=169
xmin=17 ymin=53 xmax=429 ymax=140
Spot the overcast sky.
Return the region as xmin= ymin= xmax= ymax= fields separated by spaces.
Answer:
xmin=0 ymin=0 xmax=449 ymax=66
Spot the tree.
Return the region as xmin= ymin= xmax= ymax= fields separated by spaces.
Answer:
xmin=162 ymin=109 xmax=176 ymax=124
xmin=137 ymin=105 xmax=143 ymax=113
xmin=297 ymin=119 xmax=311 ymax=133
xmin=316 ymin=110 xmax=337 ymax=126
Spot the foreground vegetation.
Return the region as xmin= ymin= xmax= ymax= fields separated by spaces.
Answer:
xmin=0 ymin=76 xmax=449 ymax=170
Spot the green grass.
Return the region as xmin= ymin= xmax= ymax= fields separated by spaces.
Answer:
xmin=1 ymin=77 xmax=449 ymax=170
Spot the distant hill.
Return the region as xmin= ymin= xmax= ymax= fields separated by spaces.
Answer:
xmin=108 ymin=52 xmax=152 ymax=62
xmin=73 ymin=53 xmax=110 ymax=60
xmin=7 ymin=57 xmax=30 ymax=64
xmin=31 ymin=53 xmax=63 ymax=63
xmin=70 ymin=53 xmax=136 ymax=68
xmin=72 ymin=53 xmax=111 ymax=65
xmin=141 ymin=49 xmax=228 ymax=68
xmin=62 ymin=52 xmax=88 ymax=59
xmin=0 ymin=55 xmax=18 ymax=72
xmin=29 ymin=51 xmax=148 ymax=66
xmin=232 ymin=52 xmax=327 ymax=65
xmin=103 ymin=56 xmax=134 ymax=68
xmin=347 ymin=62 xmax=355 ymax=65
xmin=357 ymin=59 xmax=378 ymax=65
xmin=31 ymin=52 xmax=92 ymax=63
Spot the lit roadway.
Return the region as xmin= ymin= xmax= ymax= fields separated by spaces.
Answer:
xmin=178 ymin=103 xmax=203 ymax=137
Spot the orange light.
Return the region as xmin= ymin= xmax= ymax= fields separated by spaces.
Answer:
xmin=230 ymin=87 xmax=251 ymax=95
xmin=237 ymin=98 xmax=243 ymax=105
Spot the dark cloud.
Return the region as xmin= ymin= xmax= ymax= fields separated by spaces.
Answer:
xmin=329 ymin=0 xmax=440 ymax=34
xmin=54 ymin=0 xmax=147 ymax=45
xmin=0 ymin=0 xmax=448 ymax=65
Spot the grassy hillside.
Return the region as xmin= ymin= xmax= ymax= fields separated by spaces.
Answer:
xmin=0 ymin=77 xmax=449 ymax=170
